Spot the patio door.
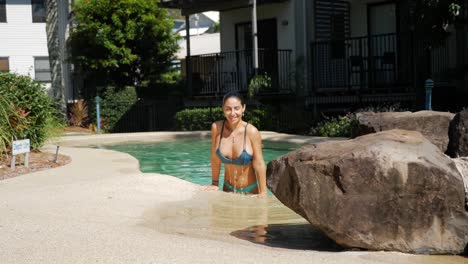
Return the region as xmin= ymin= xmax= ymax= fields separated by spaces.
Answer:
xmin=368 ymin=3 xmax=397 ymax=88
xmin=236 ymin=19 xmax=278 ymax=91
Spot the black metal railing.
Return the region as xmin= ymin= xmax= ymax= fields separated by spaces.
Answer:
xmin=311 ymin=33 xmax=415 ymax=93
xmin=311 ymin=32 xmax=456 ymax=94
xmin=429 ymin=32 xmax=457 ymax=85
xmin=189 ymin=49 xmax=292 ymax=96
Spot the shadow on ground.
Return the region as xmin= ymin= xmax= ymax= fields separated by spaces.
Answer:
xmin=231 ymin=223 xmax=343 ymax=251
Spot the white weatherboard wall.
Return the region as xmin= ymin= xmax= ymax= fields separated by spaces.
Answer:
xmin=0 ymin=0 xmax=48 ymax=78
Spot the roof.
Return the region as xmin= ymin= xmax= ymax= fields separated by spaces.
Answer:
xmin=177 ymin=27 xmax=211 ymax=37
xmin=176 ymin=33 xmax=220 ymax=59
xmin=202 ymin=11 xmax=219 ymax=23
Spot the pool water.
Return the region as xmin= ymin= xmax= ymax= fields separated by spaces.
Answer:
xmin=105 ymin=139 xmax=298 ymax=187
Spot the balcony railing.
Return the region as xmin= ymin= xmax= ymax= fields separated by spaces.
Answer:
xmin=311 ymin=33 xmax=416 ymax=93
xmin=311 ymin=32 xmax=457 ymax=94
xmin=188 ymin=49 xmax=292 ymax=96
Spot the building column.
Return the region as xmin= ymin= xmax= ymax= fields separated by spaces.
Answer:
xmin=294 ymin=0 xmax=310 ymax=97
xmin=185 ymin=15 xmax=192 ymax=98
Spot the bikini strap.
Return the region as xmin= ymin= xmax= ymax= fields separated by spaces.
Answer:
xmin=219 ymin=120 xmax=225 ymax=148
xmin=243 ymin=122 xmax=249 ymax=149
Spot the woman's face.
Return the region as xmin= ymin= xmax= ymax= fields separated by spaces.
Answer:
xmin=223 ymin=97 xmax=245 ymax=125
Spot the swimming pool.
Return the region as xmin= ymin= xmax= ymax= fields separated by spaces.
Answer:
xmin=105 ymin=139 xmax=299 ymax=187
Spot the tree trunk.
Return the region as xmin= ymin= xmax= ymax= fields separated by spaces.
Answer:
xmin=45 ymin=0 xmax=66 ymax=118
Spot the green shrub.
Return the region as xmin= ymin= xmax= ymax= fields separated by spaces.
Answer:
xmin=0 ymin=72 xmax=63 ymax=154
xmin=99 ymin=86 xmax=138 ymax=132
xmin=310 ymin=113 xmax=358 ymax=137
xmin=175 ymin=107 xmax=271 ymax=131
xmin=175 ymin=107 xmax=222 ymax=131
xmin=0 ymin=95 xmax=18 ymax=155
xmin=247 ymin=72 xmax=272 ymax=98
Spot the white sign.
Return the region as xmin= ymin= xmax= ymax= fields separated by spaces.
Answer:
xmin=12 ymin=139 xmax=30 ymax=155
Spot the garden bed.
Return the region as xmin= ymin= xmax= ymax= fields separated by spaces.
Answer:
xmin=0 ymin=151 xmax=71 ymax=180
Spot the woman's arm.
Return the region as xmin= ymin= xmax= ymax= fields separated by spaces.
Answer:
xmin=250 ymin=126 xmax=267 ymax=197
xmin=208 ymin=122 xmax=221 ymax=190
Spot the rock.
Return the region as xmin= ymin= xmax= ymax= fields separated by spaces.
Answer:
xmin=453 ymin=157 xmax=468 ymax=210
xmin=447 ymin=109 xmax=468 ymax=158
xmin=353 ymin=111 xmax=455 ymax=153
xmin=267 ymin=129 xmax=468 ymax=254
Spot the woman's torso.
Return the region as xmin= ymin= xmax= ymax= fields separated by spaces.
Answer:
xmin=215 ymin=120 xmax=259 ymax=193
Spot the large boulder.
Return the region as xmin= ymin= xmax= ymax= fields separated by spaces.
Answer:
xmin=447 ymin=109 xmax=468 ymax=158
xmin=453 ymin=157 xmax=468 ymax=210
xmin=267 ymin=129 xmax=468 ymax=254
xmin=353 ymin=111 xmax=455 ymax=153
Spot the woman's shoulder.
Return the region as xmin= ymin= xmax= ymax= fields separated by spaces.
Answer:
xmin=245 ymin=122 xmax=259 ymax=134
xmin=211 ymin=120 xmax=224 ymax=131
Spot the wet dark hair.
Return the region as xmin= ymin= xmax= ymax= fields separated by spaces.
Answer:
xmin=222 ymin=91 xmax=244 ymax=105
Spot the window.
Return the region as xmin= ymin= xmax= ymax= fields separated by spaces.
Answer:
xmin=0 ymin=0 xmax=6 ymax=23
xmin=32 ymin=0 xmax=46 ymax=23
xmin=34 ymin=57 xmax=51 ymax=82
xmin=0 ymin=57 xmax=9 ymax=72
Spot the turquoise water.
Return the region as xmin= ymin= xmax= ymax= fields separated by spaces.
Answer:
xmin=105 ymin=139 xmax=298 ymax=187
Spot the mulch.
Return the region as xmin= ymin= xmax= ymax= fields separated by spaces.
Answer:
xmin=0 ymin=126 xmax=92 ymax=180
xmin=0 ymin=151 xmax=71 ymax=180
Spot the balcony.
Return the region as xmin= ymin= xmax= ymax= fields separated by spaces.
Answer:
xmin=186 ymin=49 xmax=293 ymax=96
xmin=311 ymin=33 xmax=417 ymax=94
xmin=310 ymin=32 xmax=457 ymax=96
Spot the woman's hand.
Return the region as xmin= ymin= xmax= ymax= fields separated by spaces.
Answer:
xmin=204 ymin=185 xmax=219 ymax=191
xmin=252 ymin=192 xmax=267 ymax=198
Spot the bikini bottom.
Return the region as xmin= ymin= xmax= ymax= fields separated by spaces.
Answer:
xmin=223 ymin=181 xmax=258 ymax=194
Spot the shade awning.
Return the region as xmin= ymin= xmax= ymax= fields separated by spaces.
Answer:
xmin=159 ymin=0 xmax=287 ymax=15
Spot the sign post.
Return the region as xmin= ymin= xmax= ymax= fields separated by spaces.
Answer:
xmin=96 ymin=96 xmax=101 ymax=134
xmin=11 ymin=139 xmax=30 ymax=170
xmin=425 ymin=79 xmax=433 ymax=110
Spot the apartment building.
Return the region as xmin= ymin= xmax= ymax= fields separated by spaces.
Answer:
xmin=0 ymin=0 xmax=74 ymax=104
xmin=0 ymin=0 xmax=51 ymax=89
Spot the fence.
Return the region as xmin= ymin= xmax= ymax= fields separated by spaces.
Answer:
xmin=98 ymin=98 xmax=183 ymax=133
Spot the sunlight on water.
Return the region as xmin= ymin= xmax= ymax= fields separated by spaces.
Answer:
xmin=141 ymin=191 xmax=334 ymax=249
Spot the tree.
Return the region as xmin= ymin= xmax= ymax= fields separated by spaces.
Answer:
xmin=69 ymin=0 xmax=179 ymax=90
xmin=413 ymin=0 xmax=462 ymax=47
xmin=45 ymin=0 xmax=66 ymax=116
xmin=209 ymin=21 xmax=220 ymax=33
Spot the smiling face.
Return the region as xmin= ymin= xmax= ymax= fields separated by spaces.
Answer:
xmin=223 ymin=97 xmax=245 ymax=125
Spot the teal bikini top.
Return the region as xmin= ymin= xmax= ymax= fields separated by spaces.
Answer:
xmin=216 ymin=121 xmax=253 ymax=166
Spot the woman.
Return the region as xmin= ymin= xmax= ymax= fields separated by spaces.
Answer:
xmin=205 ymin=92 xmax=267 ymax=197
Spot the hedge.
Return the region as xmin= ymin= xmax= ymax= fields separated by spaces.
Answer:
xmin=175 ymin=107 xmax=272 ymax=131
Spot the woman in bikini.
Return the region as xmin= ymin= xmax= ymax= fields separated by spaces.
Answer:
xmin=205 ymin=92 xmax=267 ymax=197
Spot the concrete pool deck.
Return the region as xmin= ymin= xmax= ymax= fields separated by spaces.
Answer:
xmin=56 ymin=131 xmax=337 ymax=147
xmin=0 ymin=132 xmax=466 ymax=264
